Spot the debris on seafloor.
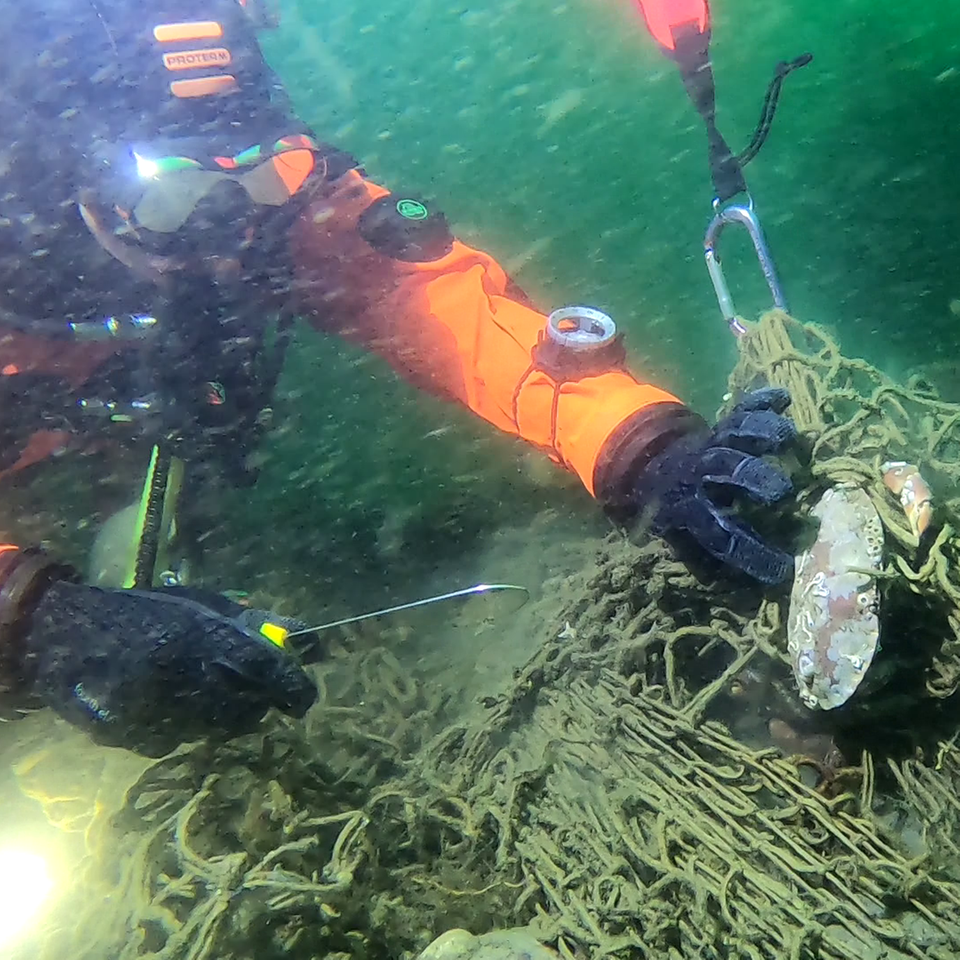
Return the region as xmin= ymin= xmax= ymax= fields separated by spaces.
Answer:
xmin=787 ymin=485 xmax=884 ymax=710
xmin=418 ymin=929 xmax=557 ymax=960
xmin=881 ymin=460 xmax=934 ymax=538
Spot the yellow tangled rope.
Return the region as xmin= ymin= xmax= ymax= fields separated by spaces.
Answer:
xmin=20 ymin=311 xmax=960 ymax=960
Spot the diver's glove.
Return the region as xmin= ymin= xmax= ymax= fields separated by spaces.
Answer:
xmin=1 ymin=553 xmax=317 ymax=757
xmin=596 ymin=388 xmax=797 ymax=584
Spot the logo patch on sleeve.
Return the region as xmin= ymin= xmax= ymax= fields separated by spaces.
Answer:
xmin=162 ymin=48 xmax=233 ymax=71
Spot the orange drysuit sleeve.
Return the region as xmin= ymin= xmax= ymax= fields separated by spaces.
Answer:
xmin=289 ymin=169 xmax=700 ymax=499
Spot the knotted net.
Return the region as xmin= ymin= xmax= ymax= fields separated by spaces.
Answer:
xmin=17 ymin=310 xmax=960 ymax=960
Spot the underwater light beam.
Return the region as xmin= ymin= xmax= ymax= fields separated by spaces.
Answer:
xmin=0 ymin=848 xmax=55 ymax=949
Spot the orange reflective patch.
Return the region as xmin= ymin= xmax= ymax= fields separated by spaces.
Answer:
xmin=162 ymin=47 xmax=232 ymax=71
xmin=1 ymin=364 xmax=18 ymax=376
xmin=272 ymin=149 xmax=315 ymax=196
xmin=170 ymin=75 xmax=239 ymax=98
xmin=153 ymin=21 xmax=224 ymax=43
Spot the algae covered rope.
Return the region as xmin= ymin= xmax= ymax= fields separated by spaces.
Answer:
xmin=729 ymin=309 xmax=960 ymax=698
xmin=30 ymin=310 xmax=960 ymax=960
xmin=467 ymin=666 xmax=960 ymax=959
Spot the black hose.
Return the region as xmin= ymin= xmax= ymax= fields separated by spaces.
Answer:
xmin=737 ymin=53 xmax=813 ymax=167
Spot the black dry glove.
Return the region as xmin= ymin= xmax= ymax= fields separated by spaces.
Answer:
xmin=19 ymin=582 xmax=317 ymax=757
xmin=632 ymin=387 xmax=797 ymax=583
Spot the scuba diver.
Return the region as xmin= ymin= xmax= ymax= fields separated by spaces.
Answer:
xmin=0 ymin=0 xmax=799 ymax=757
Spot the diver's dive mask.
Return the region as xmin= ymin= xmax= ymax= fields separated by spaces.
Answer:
xmin=80 ymin=135 xmax=322 ymax=276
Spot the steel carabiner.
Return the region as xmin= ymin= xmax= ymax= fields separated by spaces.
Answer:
xmin=703 ymin=198 xmax=787 ymax=336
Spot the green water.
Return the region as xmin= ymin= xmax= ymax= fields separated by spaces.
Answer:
xmin=7 ymin=6 xmax=960 ymax=958
xmin=195 ymin=0 xmax=960 ymax=605
xmin=13 ymin=0 xmax=957 ymax=609
xmin=262 ymin=0 xmax=960 ymax=413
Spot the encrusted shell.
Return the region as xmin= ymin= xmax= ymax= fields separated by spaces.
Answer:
xmin=418 ymin=929 xmax=557 ymax=960
xmin=881 ymin=460 xmax=933 ymax=537
xmin=787 ymin=485 xmax=883 ymax=710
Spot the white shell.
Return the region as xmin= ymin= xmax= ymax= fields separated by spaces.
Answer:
xmin=418 ymin=929 xmax=557 ymax=960
xmin=787 ymin=485 xmax=883 ymax=710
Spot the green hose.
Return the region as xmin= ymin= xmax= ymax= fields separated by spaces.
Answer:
xmin=125 ymin=444 xmax=183 ymax=589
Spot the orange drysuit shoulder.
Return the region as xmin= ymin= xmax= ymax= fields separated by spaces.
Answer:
xmin=289 ymin=169 xmax=696 ymax=497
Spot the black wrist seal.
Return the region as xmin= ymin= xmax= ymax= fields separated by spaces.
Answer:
xmin=0 ymin=548 xmax=76 ymax=702
xmin=592 ymin=402 xmax=707 ymax=519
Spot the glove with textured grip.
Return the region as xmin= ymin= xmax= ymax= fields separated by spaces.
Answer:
xmin=20 ymin=582 xmax=317 ymax=757
xmin=631 ymin=387 xmax=797 ymax=583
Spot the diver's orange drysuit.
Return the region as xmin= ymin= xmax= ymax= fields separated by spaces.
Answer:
xmin=287 ymin=171 xmax=701 ymax=502
xmin=0 ymin=0 xmax=704 ymax=515
xmin=0 ymin=0 xmax=804 ymax=753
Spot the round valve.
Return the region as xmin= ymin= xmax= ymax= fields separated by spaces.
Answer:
xmin=546 ymin=306 xmax=617 ymax=352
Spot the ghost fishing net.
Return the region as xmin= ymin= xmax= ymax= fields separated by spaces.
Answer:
xmin=16 ymin=645 xmax=522 ymax=960
xmin=18 ymin=309 xmax=960 ymax=960
xmin=730 ymin=309 xmax=960 ymax=698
